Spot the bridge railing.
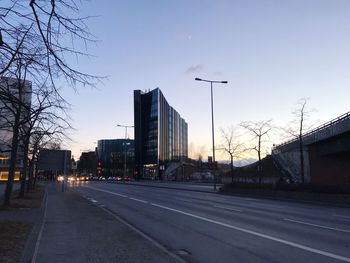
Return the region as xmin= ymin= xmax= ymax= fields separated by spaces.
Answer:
xmin=274 ymin=111 xmax=350 ymax=149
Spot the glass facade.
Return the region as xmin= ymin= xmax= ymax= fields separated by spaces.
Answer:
xmin=97 ymin=139 xmax=134 ymax=177
xmin=134 ymin=88 xmax=188 ymax=179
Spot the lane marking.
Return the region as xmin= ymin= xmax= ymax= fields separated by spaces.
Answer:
xmin=284 ymin=218 xmax=350 ymax=233
xmin=82 ymin=185 xmax=350 ymax=262
xmin=213 ymin=205 xmax=243 ymax=212
xmin=86 ymin=186 xmax=128 ymax=198
xmin=244 ymin=198 xmax=259 ymax=201
xmin=174 ymin=197 xmax=194 ymax=203
xmin=150 ymin=203 xmax=350 ymax=262
xmin=259 ymin=204 xmax=286 ymax=209
xmin=129 ymin=197 xmax=148 ymax=204
xmin=333 ymin=214 xmax=350 ymax=220
xmin=82 ymin=197 xmax=185 ymax=263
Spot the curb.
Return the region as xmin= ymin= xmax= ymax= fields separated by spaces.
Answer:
xmin=20 ymin=184 xmax=49 ymax=263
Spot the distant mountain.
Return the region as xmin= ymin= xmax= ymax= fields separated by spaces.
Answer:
xmin=218 ymin=158 xmax=257 ymax=167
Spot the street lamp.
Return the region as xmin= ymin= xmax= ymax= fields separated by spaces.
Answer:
xmin=195 ymin=78 xmax=228 ymax=191
xmin=117 ymin=124 xmax=134 ymax=179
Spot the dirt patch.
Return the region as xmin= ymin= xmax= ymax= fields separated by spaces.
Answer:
xmin=0 ymin=185 xmax=45 ymax=262
xmin=0 ymin=186 xmax=45 ymax=210
xmin=0 ymin=221 xmax=33 ymax=263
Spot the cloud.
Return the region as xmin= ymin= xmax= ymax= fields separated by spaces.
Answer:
xmin=185 ymin=64 xmax=204 ymax=75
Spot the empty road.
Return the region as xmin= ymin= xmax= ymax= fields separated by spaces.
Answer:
xmin=72 ymin=181 xmax=350 ymax=263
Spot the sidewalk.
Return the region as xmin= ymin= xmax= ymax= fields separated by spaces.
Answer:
xmin=27 ymin=183 xmax=181 ymax=263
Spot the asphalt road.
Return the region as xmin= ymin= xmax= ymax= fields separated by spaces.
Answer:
xmin=72 ymin=181 xmax=350 ymax=263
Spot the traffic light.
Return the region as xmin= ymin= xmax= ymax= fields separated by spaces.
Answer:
xmin=97 ymin=161 xmax=102 ymax=176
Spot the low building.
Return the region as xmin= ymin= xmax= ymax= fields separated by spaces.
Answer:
xmin=37 ymin=149 xmax=71 ymax=180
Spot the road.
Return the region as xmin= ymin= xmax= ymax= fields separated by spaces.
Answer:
xmin=72 ymin=181 xmax=350 ymax=263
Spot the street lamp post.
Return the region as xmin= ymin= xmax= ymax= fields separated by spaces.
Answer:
xmin=117 ymin=124 xmax=134 ymax=178
xmin=195 ymin=78 xmax=228 ymax=191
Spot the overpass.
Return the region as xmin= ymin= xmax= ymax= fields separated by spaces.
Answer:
xmin=273 ymin=111 xmax=350 ymax=189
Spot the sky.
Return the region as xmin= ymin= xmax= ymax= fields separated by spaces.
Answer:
xmin=59 ymin=0 xmax=350 ymax=161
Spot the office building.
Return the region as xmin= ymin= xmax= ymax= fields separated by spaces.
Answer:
xmin=0 ymin=77 xmax=32 ymax=180
xmin=134 ymin=88 xmax=188 ymax=179
xmin=97 ymin=139 xmax=134 ymax=177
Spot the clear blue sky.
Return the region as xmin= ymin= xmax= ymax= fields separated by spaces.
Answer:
xmin=61 ymin=0 xmax=350 ymax=160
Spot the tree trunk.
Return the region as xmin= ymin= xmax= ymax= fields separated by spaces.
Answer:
xmin=19 ymin=139 xmax=29 ymax=198
xmin=258 ymin=136 xmax=262 ymax=185
xmin=230 ymin=155 xmax=234 ymax=184
xmin=4 ymin=116 xmax=20 ymax=206
xmin=299 ymin=135 xmax=305 ymax=184
xmin=27 ymin=158 xmax=34 ymax=192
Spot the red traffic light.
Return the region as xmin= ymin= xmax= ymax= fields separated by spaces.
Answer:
xmin=97 ymin=161 xmax=101 ymax=167
xmin=97 ymin=170 xmax=101 ymax=175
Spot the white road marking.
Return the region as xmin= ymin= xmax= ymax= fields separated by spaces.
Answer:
xmin=129 ymin=197 xmax=148 ymax=204
xmin=91 ymin=202 xmax=186 ymax=263
xmin=259 ymin=204 xmax=286 ymax=209
xmin=244 ymin=198 xmax=259 ymax=201
xmin=83 ymin=185 xmax=350 ymax=262
xmin=86 ymin=186 xmax=128 ymax=198
xmin=284 ymin=218 xmax=350 ymax=233
xmin=213 ymin=205 xmax=243 ymax=212
xmin=333 ymin=214 xmax=350 ymax=220
xmin=174 ymin=197 xmax=193 ymax=203
xmin=150 ymin=203 xmax=350 ymax=262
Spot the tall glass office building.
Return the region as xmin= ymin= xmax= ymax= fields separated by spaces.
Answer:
xmin=134 ymin=88 xmax=188 ymax=179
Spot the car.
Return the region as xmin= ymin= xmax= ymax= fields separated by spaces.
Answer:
xmin=57 ymin=175 xmax=64 ymax=182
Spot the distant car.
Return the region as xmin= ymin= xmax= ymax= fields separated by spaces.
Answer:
xmin=57 ymin=175 xmax=64 ymax=182
xmin=116 ymin=176 xmax=123 ymax=181
xmin=107 ymin=176 xmax=117 ymax=181
xmin=68 ymin=176 xmax=75 ymax=182
xmin=122 ymin=176 xmax=131 ymax=181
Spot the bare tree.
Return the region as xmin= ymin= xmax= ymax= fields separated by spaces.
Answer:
xmin=240 ymin=119 xmax=273 ymax=185
xmin=283 ymin=98 xmax=315 ymax=184
xmin=0 ymin=59 xmax=32 ymax=206
xmin=219 ymin=126 xmax=244 ymax=183
xmin=1 ymin=0 xmax=99 ymax=206
xmin=18 ymin=83 xmax=71 ymax=197
xmin=1 ymin=0 xmax=99 ymax=88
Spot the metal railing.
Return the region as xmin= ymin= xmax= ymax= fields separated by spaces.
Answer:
xmin=275 ymin=111 xmax=350 ymax=148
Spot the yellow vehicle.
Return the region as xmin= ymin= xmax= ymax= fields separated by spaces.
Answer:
xmin=0 ymin=171 xmax=21 ymax=182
